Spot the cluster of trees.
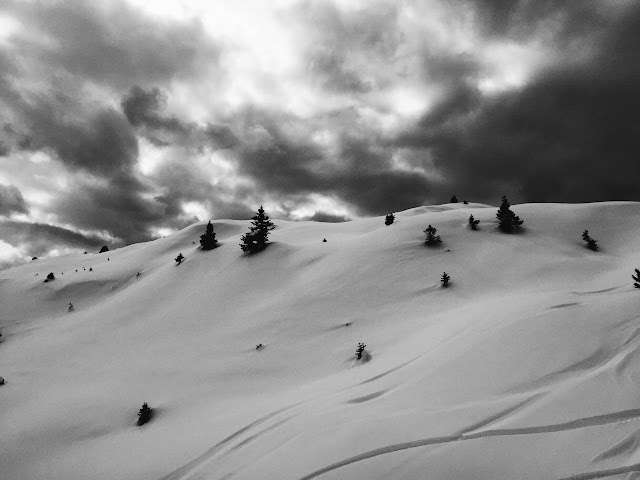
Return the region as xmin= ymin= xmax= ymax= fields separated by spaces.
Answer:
xmin=174 ymin=197 xmax=639 ymax=291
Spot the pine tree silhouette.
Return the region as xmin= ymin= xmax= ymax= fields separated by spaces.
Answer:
xmin=582 ymin=230 xmax=598 ymax=251
xmin=200 ymin=221 xmax=218 ymax=250
xmin=385 ymin=213 xmax=395 ymax=225
xmin=496 ymin=196 xmax=523 ymax=233
xmin=99 ymin=245 xmax=109 ymax=253
xmin=240 ymin=206 xmax=275 ymax=253
xmin=137 ymin=402 xmax=152 ymax=426
xmin=450 ymin=195 xmax=458 ymax=203
xmin=633 ymin=269 xmax=640 ymax=289
xmin=424 ymin=225 xmax=442 ymax=246
xmin=441 ymin=272 xmax=450 ymax=287
xmin=44 ymin=272 xmax=55 ymax=282
xmin=468 ymin=214 xmax=480 ymax=230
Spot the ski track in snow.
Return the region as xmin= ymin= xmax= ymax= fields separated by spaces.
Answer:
xmin=158 ymin=403 xmax=301 ymax=480
xmin=296 ymin=409 xmax=640 ymax=480
xmin=592 ymin=433 xmax=639 ymax=463
xmin=557 ymin=463 xmax=640 ymax=479
xmin=356 ymin=355 xmax=422 ymax=386
xmin=158 ymin=405 xmax=640 ymax=480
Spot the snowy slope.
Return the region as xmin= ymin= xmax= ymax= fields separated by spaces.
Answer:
xmin=1 ymin=201 xmax=640 ymax=480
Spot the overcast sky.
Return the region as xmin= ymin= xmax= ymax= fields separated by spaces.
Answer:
xmin=0 ymin=0 xmax=638 ymax=268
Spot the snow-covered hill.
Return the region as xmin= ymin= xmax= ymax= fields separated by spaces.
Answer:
xmin=1 ymin=202 xmax=640 ymax=480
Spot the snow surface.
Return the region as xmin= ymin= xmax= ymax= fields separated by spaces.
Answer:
xmin=1 ymin=201 xmax=640 ymax=480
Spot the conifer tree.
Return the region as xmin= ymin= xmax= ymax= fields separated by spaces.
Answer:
xmin=44 ymin=272 xmax=55 ymax=282
xmin=137 ymin=402 xmax=152 ymax=426
xmin=200 ymin=221 xmax=218 ymax=250
xmin=385 ymin=213 xmax=395 ymax=225
xmin=99 ymin=245 xmax=109 ymax=253
xmin=441 ymin=272 xmax=450 ymax=287
xmin=468 ymin=214 xmax=480 ymax=230
xmin=450 ymin=195 xmax=458 ymax=203
xmin=496 ymin=196 xmax=523 ymax=233
xmin=633 ymin=269 xmax=640 ymax=289
xmin=175 ymin=253 xmax=184 ymax=265
xmin=240 ymin=206 xmax=275 ymax=253
xmin=582 ymin=230 xmax=598 ymax=251
xmin=424 ymin=225 xmax=442 ymax=246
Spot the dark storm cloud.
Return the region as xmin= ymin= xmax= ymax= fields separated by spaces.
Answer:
xmin=121 ymin=86 xmax=187 ymax=132
xmin=309 ymin=49 xmax=373 ymax=94
xmin=150 ymin=160 xmax=255 ymax=222
xmin=234 ymin=108 xmax=430 ymax=215
xmin=52 ymin=173 xmax=164 ymax=244
xmin=121 ymin=86 xmax=238 ymax=148
xmin=0 ymin=0 xmax=228 ymax=254
xmin=294 ymin=1 xmax=402 ymax=93
xmin=463 ymin=0 xmax=608 ymax=42
xmin=39 ymin=108 xmax=138 ymax=177
xmin=4 ymin=0 xmax=219 ymax=89
xmin=305 ymin=212 xmax=350 ymax=223
xmin=0 ymin=220 xmax=107 ymax=257
xmin=394 ymin=2 xmax=640 ymax=203
xmin=0 ymin=184 xmax=28 ymax=216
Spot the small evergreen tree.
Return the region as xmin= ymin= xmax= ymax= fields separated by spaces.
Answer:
xmin=356 ymin=343 xmax=366 ymax=360
xmin=99 ymin=245 xmax=109 ymax=253
xmin=385 ymin=213 xmax=395 ymax=226
xmin=200 ymin=221 xmax=218 ymax=250
xmin=582 ymin=230 xmax=598 ymax=251
xmin=175 ymin=253 xmax=184 ymax=265
xmin=137 ymin=402 xmax=152 ymax=426
xmin=468 ymin=214 xmax=480 ymax=230
xmin=450 ymin=195 xmax=458 ymax=203
xmin=441 ymin=272 xmax=450 ymax=287
xmin=44 ymin=272 xmax=55 ymax=282
xmin=424 ymin=225 xmax=442 ymax=246
xmin=633 ymin=269 xmax=640 ymax=289
xmin=496 ymin=195 xmax=523 ymax=233
xmin=240 ymin=206 xmax=275 ymax=253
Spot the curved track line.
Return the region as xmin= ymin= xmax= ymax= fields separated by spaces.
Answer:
xmin=456 ymin=394 xmax=543 ymax=435
xmin=558 ymin=462 xmax=640 ymax=479
xmin=298 ymin=408 xmax=640 ymax=480
xmin=357 ymin=356 xmax=422 ymax=386
xmin=159 ymin=403 xmax=301 ymax=480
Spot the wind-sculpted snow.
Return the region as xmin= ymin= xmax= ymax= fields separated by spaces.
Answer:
xmin=1 ymin=203 xmax=640 ymax=480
